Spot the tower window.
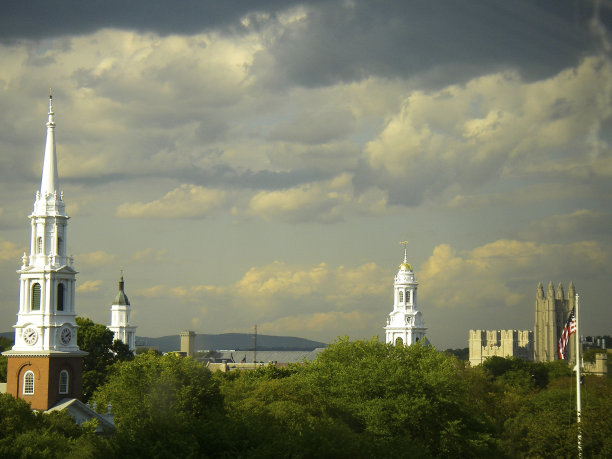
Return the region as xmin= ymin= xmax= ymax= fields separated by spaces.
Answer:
xmin=398 ymin=291 xmax=404 ymax=303
xmin=31 ymin=283 xmax=41 ymax=311
xmin=59 ymin=370 xmax=69 ymax=394
xmin=37 ymin=237 xmax=43 ymax=253
xmin=23 ymin=371 xmax=34 ymax=395
xmin=406 ymin=291 xmax=411 ymax=303
xmin=57 ymin=237 xmax=63 ymax=255
xmin=57 ymin=283 xmax=64 ymax=311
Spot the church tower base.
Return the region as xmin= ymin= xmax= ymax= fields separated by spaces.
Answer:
xmin=4 ymin=352 xmax=85 ymax=410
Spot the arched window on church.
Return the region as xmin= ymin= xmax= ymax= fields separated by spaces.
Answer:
xmin=398 ymin=291 xmax=404 ymax=303
xmin=59 ymin=370 xmax=69 ymax=394
xmin=31 ymin=283 xmax=41 ymax=311
xmin=406 ymin=291 xmax=411 ymax=303
xmin=23 ymin=371 xmax=34 ymax=395
xmin=395 ymin=337 xmax=403 ymax=346
xmin=57 ymin=283 xmax=64 ymax=311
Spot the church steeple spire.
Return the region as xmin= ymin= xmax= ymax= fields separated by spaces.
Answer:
xmin=2 ymin=93 xmax=86 ymax=411
xmin=40 ymin=89 xmax=59 ymax=198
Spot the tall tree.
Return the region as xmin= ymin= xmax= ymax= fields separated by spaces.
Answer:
xmin=0 ymin=394 xmax=112 ymax=458
xmin=92 ymin=351 xmax=226 ymax=457
xmin=293 ymin=337 xmax=498 ymax=456
xmin=76 ymin=317 xmax=133 ymax=400
xmin=0 ymin=337 xmax=12 ymax=383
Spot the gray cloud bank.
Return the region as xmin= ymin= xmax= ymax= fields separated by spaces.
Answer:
xmin=1 ymin=1 xmax=605 ymax=88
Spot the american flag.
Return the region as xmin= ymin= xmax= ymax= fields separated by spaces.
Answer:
xmin=557 ymin=308 xmax=576 ymax=359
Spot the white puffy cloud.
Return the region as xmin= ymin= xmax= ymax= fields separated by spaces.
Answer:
xmin=419 ymin=238 xmax=611 ymax=312
xmin=365 ymin=57 xmax=612 ymax=204
xmin=131 ymin=259 xmax=388 ymax=339
xmin=139 ymin=260 xmax=386 ymax=304
xmin=76 ymin=280 xmax=103 ymax=293
xmin=247 ymin=173 xmax=388 ymax=223
xmin=116 ymin=184 xmax=227 ymax=218
xmin=233 ymin=261 xmax=329 ymax=298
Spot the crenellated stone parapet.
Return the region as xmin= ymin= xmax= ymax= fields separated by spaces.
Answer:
xmin=468 ymin=329 xmax=533 ymax=366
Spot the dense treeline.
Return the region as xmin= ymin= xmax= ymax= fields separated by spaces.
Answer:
xmin=1 ymin=338 xmax=611 ymax=458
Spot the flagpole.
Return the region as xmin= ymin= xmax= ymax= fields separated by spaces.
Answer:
xmin=575 ymin=293 xmax=582 ymax=458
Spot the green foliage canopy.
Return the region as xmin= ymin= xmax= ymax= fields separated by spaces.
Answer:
xmin=3 ymin=335 xmax=606 ymax=458
xmin=92 ymin=351 xmax=225 ymax=457
xmin=0 ymin=394 xmax=112 ymax=458
xmin=75 ymin=317 xmax=133 ymax=400
xmin=0 ymin=336 xmax=12 ymax=383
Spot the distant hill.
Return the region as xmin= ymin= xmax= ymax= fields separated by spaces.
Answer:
xmin=1 ymin=331 xmax=325 ymax=354
xmin=137 ymin=333 xmax=326 ymax=353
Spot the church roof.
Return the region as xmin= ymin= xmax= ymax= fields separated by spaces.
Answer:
xmin=113 ymin=274 xmax=130 ymax=305
xmin=46 ymin=398 xmax=115 ymax=433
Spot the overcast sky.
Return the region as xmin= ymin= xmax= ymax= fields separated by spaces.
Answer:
xmin=0 ymin=0 xmax=610 ymax=349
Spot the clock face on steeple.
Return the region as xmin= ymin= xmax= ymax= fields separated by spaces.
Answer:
xmin=23 ymin=327 xmax=38 ymax=345
xmin=60 ymin=327 xmax=72 ymax=345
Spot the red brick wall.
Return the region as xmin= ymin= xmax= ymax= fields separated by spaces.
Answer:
xmin=6 ymin=355 xmax=83 ymax=410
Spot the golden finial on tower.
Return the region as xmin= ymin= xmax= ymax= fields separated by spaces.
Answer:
xmin=398 ymin=241 xmax=412 ymax=270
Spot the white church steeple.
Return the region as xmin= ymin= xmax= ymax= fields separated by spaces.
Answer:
xmin=2 ymin=93 xmax=86 ymax=411
xmin=384 ymin=243 xmax=426 ymax=345
xmin=11 ymin=92 xmax=81 ymax=353
xmin=108 ymin=272 xmax=137 ymax=352
xmin=40 ymin=90 xmax=59 ymax=198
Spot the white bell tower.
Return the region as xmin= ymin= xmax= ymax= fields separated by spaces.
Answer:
xmin=384 ymin=243 xmax=426 ymax=345
xmin=108 ymin=272 xmax=137 ymax=352
xmin=12 ymin=93 xmax=81 ymax=353
xmin=3 ymin=92 xmax=86 ymax=411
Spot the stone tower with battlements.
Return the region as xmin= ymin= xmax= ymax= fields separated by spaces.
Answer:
xmin=534 ymin=281 xmax=576 ymax=363
xmin=469 ymin=329 xmax=533 ymax=366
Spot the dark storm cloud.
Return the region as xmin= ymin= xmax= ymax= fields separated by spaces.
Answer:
xmin=3 ymin=1 xmax=608 ymax=90
xmin=0 ymin=0 xmax=320 ymax=41
xmin=263 ymin=0 xmax=603 ymax=89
